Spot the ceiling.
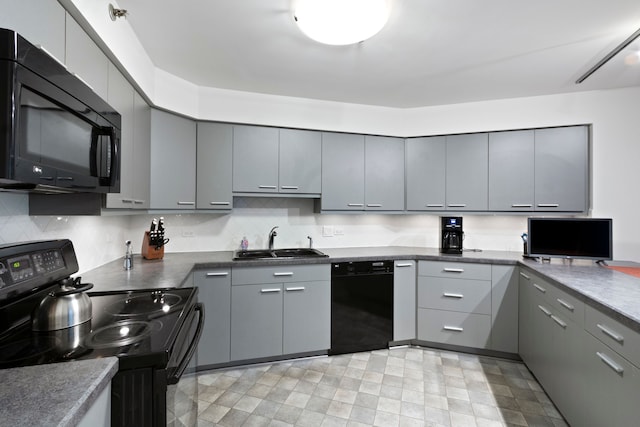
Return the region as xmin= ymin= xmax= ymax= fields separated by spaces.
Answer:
xmin=118 ymin=0 xmax=640 ymax=108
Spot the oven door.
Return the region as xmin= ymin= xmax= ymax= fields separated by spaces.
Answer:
xmin=166 ymin=302 xmax=204 ymax=427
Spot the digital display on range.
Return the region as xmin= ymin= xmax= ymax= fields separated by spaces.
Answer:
xmin=7 ymin=255 xmax=35 ymax=283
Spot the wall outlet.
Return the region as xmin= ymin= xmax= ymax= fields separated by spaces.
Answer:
xmin=334 ymin=227 xmax=344 ymax=236
xmin=322 ymin=226 xmax=334 ymax=237
xmin=182 ymin=230 xmax=195 ymax=237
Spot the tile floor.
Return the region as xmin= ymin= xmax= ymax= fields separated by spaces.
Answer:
xmin=195 ymin=347 xmax=568 ymax=427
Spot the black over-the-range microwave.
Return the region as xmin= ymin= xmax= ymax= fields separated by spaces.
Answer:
xmin=0 ymin=28 xmax=120 ymax=193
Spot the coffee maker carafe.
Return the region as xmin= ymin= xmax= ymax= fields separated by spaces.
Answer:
xmin=440 ymin=216 xmax=463 ymax=254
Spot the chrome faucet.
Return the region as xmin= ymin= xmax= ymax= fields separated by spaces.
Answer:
xmin=268 ymin=226 xmax=279 ymax=250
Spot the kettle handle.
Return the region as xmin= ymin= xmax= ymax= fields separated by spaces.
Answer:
xmin=54 ymin=282 xmax=94 ymax=297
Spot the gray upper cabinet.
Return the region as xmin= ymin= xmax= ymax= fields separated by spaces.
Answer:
xmin=534 ymin=126 xmax=588 ymax=212
xmin=0 ymin=0 xmax=66 ymax=62
xmin=232 ymin=125 xmax=279 ymax=193
xmin=488 ymin=130 xmax=535 ymax=211
xmin=131 ymin=92 xmax=151 ymax=209
xmin=149 ymin=110 xmax=197 ymax=209
xmin=279 ymin=129 xmax=322 ymax=194
xmin=406 ymin=136 xmax=447 ymax=211
xmin=321 ymin=133 xmax=366 ymax=210
xmin=446 ymin=133 xmax=489 ymax=211
xmin=65 ymin=16 xmax=109 ymax=100
xmin=197 ymin=123 xmax=233 ymax=210
xmin=365 ymin=136 xmax=405 ymax=211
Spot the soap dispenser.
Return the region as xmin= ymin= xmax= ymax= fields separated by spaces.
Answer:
xmin=124 ymin=240 xmax=133 ymax=270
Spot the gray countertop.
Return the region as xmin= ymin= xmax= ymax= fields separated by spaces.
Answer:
xmin=0 ymin=357 xmax=118 ymax=427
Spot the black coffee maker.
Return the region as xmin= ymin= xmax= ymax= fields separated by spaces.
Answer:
xmin=440 ymin=216 xmax=463 ymax=254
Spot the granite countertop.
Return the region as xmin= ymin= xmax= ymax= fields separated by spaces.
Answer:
xmin=0 ymin=357 xmax=118 ymax=427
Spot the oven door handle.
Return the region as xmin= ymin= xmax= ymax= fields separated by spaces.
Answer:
xmin=167 ymin=302 xmax=205 ymax=385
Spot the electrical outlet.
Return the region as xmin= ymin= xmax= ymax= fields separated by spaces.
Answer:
xmin=322 ymin=226 xmax=334 ymax=237
xmin=334 ymin=227 xmax=344 ymax=236
xmin=182 ymin=230 xmax=195 ymax=237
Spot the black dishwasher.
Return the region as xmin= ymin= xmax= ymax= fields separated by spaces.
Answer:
xmin=330 ymin=261 xmax=394 ymax=355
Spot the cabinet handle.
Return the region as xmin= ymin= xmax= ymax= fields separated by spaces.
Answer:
xmin=443 ymin=326 xmax=464 ymax=332
xmin=443 ymin=268 xmax=464 ymax=273
xmin=511 ymin=204 xmax=533 ymax=208
xmin=133 ymin=200 xmax=145 ymax=204
xmin=519 ymin=272 xmax=530 ymax=280
xmin=596 ymin=323 xmax=624 ymax=343
xmin=347 ymin=203 xmax=364 ymax=207
xmin=57 ymin=176 xmax=74 ymax=181
xmin=209 ymin=201 xmax=230 ymax=206
xmin=273 ymin=272 xmax=294 ymax=277
xmin=537 ymin=203 xmax=560 ymax=208
xmin=395 ymin=263 xmax=413 ymax=268
xmin=557 ymin=298 xmax=575 ymax=312
xmin=206 ymin=272 xmax=229 ymax=277
xmin=367 ymin=204 xmax=382 ymax=208
xmin=538 ymin=305 xmax=552 ymax=316
xmin=261 ymin=288 xmax=281 ymax=293
xmin=443 ymin=293 xmax=464 ymax=299
xmin=596 ymin=352 xmax=624 ymax=375
xmin=533 ymin=283 xmax=547 ymax=294
xmin=39 ymin=176 xmax=54 ymax=181
xmin=280 ymin=186 xmax=299 ymax=190
xmin=550 ymin=315 xmax=567 ymax=328
xmin=426 ymin=204 xmax=444 ymax=208
xmin=285 ymin=287 xmax=305 ymax=292
xmin=258 ymin=185 xmax=277 ymax=189
xmin=447 ymin=204 xmax=467 ymax=208
xmin=177 ymin=201 xmax=195 ymax=206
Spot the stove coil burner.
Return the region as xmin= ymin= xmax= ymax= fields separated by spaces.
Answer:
xmin=84 ymin=320 xmax=156 ymax=349
xmin=105 ymin=292 xmax=182 ymax=317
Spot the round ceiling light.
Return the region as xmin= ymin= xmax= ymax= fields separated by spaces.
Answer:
xmin=294 ymin=0 xmax=392 ymax=46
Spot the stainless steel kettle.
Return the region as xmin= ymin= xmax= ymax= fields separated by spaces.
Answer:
xmin=32 ymin=277 xmax=93 ymax=331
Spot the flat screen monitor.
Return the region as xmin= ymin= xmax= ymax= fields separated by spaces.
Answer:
xmin=527 ymin=218 xmax=613 ymax=261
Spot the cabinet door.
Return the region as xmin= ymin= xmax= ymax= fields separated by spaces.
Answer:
xmin=406 ymin=137 xmax=446 ymax=211
xmin=232 ymin=125 xmax=279 ymax=193
xmin=446 ymin=133 xmax=488 ymax=210
xmin=131 ymin=92 xmax=150 ymax=209
xmin=321 ymin=133 xmax=365 ymax=210
xmin=488 ymin=130 xmax=534 ymax=211
xmin=534 ymin=126 xmax=588 ymax=212
xmin=230 ymin=284 xmax=283 ymax=361
xmin=194 ymin=269 xmax=231 ymax=366
xmin=149 ymin=110 xmax=196 ymax=209
xmin=365 ymin=136 xmax=405 ymax=211
xmin=528 ymin=294 xmax=554 ymax=392
xmin=105 ymin=64 xmax=134 ymax=209
xmin=518 ymin=270 xmax=533 ymax=364
xmin=65 ymin=16 xmax=109 ymax=100
xmin=491 ymin=266 xmax=519 ymax=353
xmin=279 ymin=129 xmax=321 ymax=194
xmin=0 ymin=0 xmax=66 ymax=62
xmin=197 ymin=123 xmax=233 ymax=209
xmin=283 ymin=281 xmax=330 ymax=354
xmin=394 ymin=261 xmax=416 ymax=341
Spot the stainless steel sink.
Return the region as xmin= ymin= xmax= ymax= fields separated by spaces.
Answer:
xmin=233 ymin=248 xmax=328 ymax=260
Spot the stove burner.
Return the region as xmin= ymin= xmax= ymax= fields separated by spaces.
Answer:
xmin=84 ymin=320 xmax=156 ymax=349
xmin=104 ymin=292 xmax=182 ymax=317
xmin=0 ymin=336 xmax=58 ymax=367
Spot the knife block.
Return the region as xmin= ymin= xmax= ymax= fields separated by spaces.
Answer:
xmin=141 ymin=231 xmax=164 ymax=260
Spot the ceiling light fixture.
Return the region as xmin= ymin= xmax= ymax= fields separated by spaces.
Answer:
xmin=293 ymin=0 xmax=391 ymax=46
xmin=108 ymin=4 xmax=128 ymax=21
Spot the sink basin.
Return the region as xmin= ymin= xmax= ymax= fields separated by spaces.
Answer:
xmin=233 ymin=248 xmax=328 ymax=260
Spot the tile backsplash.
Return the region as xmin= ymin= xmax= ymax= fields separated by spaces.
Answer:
xmin=0 ymin=194 xmax=528 ymax=274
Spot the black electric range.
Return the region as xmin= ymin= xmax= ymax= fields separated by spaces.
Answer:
xmin=0 ymin=239 xmax=204 ymax=427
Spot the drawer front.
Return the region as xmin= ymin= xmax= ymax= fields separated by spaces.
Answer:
xmin=418 ymin=261 xmax=491 ymax=281
xmin=418 ymin=277 xmax=491 ymax=314
xmin=417 ymin=308 xmax=491 ymax=349
xmin=585 ymin=305 xmax=640 ymax=368
xmin=193 ymin=268 xmax=231 ymax=285
xmin=547 ymin=283 xmax=585 ymax=327
xmin=232 ymin=264 xmax=330 ymax=285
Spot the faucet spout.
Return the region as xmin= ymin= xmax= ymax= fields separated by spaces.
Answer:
xmin=268 ymin=226 xmax=279 ymax=250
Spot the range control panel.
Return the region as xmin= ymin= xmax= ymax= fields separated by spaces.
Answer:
xmin=0 ymin=250 xmax=65 ymax=285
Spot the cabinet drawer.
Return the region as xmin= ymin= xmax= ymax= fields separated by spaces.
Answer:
xmin=585 ymin=305 xmax=640 ymax=368
xmin=192 ymin=269 xmax=231 ymax=285
xmin=232 ymin=264 xmax=330 ymax=285
xmin=547 ymin=283 xmax=584 ymax=327
xmin=418 ymin=308 xmax=491 ymax=349
xmin=418 ymin=261 xmax=491 ymax=281
xmin=418 ymin=277 xmax=491 ymax=314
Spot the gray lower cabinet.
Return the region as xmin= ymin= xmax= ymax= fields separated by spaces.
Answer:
xmin=230 ymin=264 xmax=330 ymax=361
xmin=405 ymin=136 xmax=446 ymax=211
xmin=445 ymin=133 xmax=488 ymax=211
xmin=77 ymin=382 xmax=111 ymax=427
xmin=232 ymin=125 xmax=279 ymax=193
xmin=197 ymin=123 xmax=233 ymax=210
xmin=321 ymin=132 xmax=365 ymax=210
xmin=149 ymin=109 xmax=197 ymax=209
xmin=194 ymin=269 xmax=231 ymax=367
xmin=490 ymin=265 xmax=519 ymax=353
xmin=393 ymin=260 xmax=416 ymax=341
